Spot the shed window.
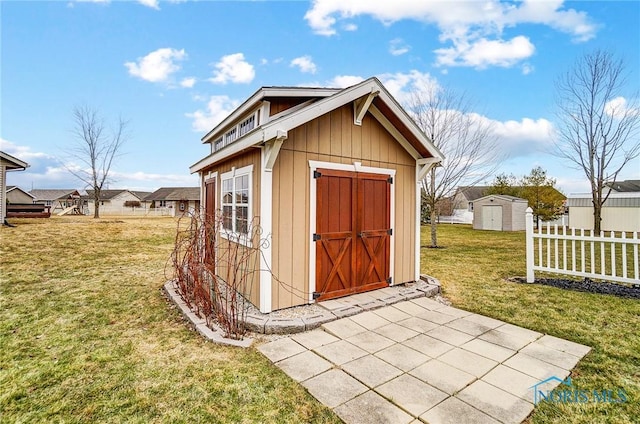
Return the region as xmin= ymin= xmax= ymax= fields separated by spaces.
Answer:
xmin=221 ymin=165 xmax=253 ymax=244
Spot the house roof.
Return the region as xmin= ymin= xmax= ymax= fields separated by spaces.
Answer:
xmin=144 ymin=187 xmax=200 ymax=201
xmin=190 ymin=77 xmax=444 ymax=173
xmin=457 ymin=186 xmax=491 ymax=202
xmin=82 ymin=189 xmax=129 ymax=200
xmin=131 ymin=191 xmax=152 ymax=200
xmin=474 ymin=194 xmax=528 ymax=203
xmin=0 ymin=151 xmax=29 ymax=170
xmin=29 ymin=189 xmax=81 ymax=201
xmin=6 ymin=186 xmax=35 ymax=198
xmin=606 ymin=179 xmax=640 ymax=193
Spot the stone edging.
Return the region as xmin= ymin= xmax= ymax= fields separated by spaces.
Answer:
xmin=163 ymin=280 xmax=253 ymax=348
xmin=164 ymin=276 xmax=441 ymax=345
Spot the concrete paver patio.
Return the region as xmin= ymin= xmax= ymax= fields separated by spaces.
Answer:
xmin=258 ymin=296 xmax=591 ymax=424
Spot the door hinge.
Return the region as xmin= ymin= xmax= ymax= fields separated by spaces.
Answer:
xmin=387 ymin=176 xmax=393 ymax=184
xmin=386 ymin=277 xmax=392 ymax=284
xmin=313 ymin=233 xmax=321 ymax=241
xmin=314 ymin=170 xmax=322 ymax=179
xmin=312 ymin=292 xmax=321 ymax=299
xmin=387 ymin=228 xmax=393 ymax=236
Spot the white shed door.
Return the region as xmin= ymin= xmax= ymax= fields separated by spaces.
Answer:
xmin=482 ymin=205 xmax=502 ymax=231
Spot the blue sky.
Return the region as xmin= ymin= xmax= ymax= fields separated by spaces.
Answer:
xmin=1 ymin=0 xmax=638 ymax=194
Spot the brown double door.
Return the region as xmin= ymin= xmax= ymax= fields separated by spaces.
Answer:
xmin=315 ymin=168 xmax=391 ymax=301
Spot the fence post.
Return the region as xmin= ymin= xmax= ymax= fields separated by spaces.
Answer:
xmin=525 ymin=207 xmax=535 ymax=283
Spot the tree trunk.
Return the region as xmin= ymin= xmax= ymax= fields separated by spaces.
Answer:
xmin=94 ymin=197 xmax=100 ymax=219
xmin=429 ymin=167 xmax=438 ymax=247
xmin=430 ymin=210 xmax=438 ymax=247
xmin=593 ymin=204 xmax=602 ymax=234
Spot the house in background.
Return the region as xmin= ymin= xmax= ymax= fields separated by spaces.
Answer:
xmin=472 ymin=195 xmax=528 ymax=231
xmin=82 ymin=189 xmax=149 ymax=216
xmin=448 ymin=186 xmax=490 ymax=223
xmin=567 ymin=179 xmax=640 ymax=232
xmin=144 ymin=187 xmax=200 ymax=217
xmin=1 ymin=151 xmax=29 ymax=224
xmin=30 ymin=189 xmax=82 ymax=213
xmin=190 ymin=77 xmax=443 ymax=313
xmin=6 ymin=186 xmax=35 ymax=204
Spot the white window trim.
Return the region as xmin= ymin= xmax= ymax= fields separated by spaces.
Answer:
xmin=220 ymin=164 xmax=253 ymax=247
xmin=308 ymin=160 xmax=396 ymax=303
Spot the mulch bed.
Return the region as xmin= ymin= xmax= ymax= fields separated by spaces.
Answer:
xmin=509 ymin=277 xmax=640 ymax=299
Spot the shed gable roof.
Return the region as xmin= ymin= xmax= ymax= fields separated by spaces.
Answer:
xmin=474 ymin=194 xmax=528 ymax=203
xmin=0 ymin=151 xmax=29 ymax=170
xmin=190 ymin=77 xmax=444 ymax=173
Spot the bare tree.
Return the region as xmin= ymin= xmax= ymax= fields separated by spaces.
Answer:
xmin=554 ymin=50 xmax=640 ymax=233
xmin=408 ymin=84 xmax=500 ymax=247
xmin=68 ymin=105 xmax=128 ymax=218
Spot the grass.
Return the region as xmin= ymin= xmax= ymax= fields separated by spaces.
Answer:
xmin=2 ymin=218 xmax=638 ymax=423
xmin=422 ymin=224 xmax=640 ymax=424
xmin=0 ymin=217 xmax=339 ymax=423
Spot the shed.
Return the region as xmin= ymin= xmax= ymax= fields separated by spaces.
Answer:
xmin=472 ymin=195 xmax=528 ymax=231
xmin=567 ymin=192 xmax=640 ymax=232
xmin=1 ymin=152 xmax=29 ymax=224
xmin=191 ymin=77 xmax=444 ymax=313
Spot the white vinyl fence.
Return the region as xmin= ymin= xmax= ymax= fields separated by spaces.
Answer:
xmin=525 ymin=208 xmax=639 ymax=285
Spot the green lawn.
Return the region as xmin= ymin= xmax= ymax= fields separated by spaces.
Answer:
xmin=1 ymin=218 xmax=637 ymax=423
xmin=0 ymin=217 xmax=339 ymax=423
xmin=422 ymin=224 xmax=639 ymax=424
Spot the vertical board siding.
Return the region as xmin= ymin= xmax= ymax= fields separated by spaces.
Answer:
xmin=202 ymin=149 xmax=262 ymax=307
xmin=271 ymin=103 xmax=417 ymax=309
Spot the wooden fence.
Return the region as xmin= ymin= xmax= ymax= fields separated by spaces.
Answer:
xmin=525 ymin=208 xmax=639 ymax=285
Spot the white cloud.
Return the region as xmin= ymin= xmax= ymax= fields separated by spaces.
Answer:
xmin=343 ymin=23 xmax=358 ymax=31
xmin=0 ymin=138 xmax=53 ymax=162
xmin=379 ymin=70 xmax=441 ymax=105
xmin=290 ymin=55 xmax=317 ymax=74
xmin=304 ymin=0 xmax=597 ymax=68
xmin=125 ymin=48 xmax=186 ymax=83
xmin=209 ymin=53 xmax=255 ymax=84
xmin=389 ymin=38 xmax=410 ymax=56
xmin=521 ymin=63 xmax=534 ymax=75
xmin=434 ymin=35 xmax=535 ymax=69
xmin=180 ymin=77 xmax=196 ymax=88
xmin=137 ymin=0 xmax=159 ymax=9
xmin=490 ymin=117 xmax=555 ymax=157
xmin=326 ymin=75 xmax=364 ymax=88
xmin=605 ymin=96 xmax=640 ymax=119
xmin=185 ymin=95 xmax=241 ymax=132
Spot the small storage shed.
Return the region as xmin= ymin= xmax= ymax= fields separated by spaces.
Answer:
xmin=472 ymin=195 xmax=528 ymax=231
xmin=191 ymin=77 xmax=444 ymax=312
xmin=1 ymin=151 xmax=29 ymax=224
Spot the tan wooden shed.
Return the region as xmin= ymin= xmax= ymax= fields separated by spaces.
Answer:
xmin=472 ymin=194 xmax=528 ymax=232
xmin=190 ymin=77 xmax=444 ymax=312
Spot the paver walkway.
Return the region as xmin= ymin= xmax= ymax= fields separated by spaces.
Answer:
xmin=258 ymin=296 xmax=591 ymax=424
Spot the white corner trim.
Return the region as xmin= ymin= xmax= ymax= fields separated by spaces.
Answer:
xmin=259 ymin=148 xmax=273 ymax=313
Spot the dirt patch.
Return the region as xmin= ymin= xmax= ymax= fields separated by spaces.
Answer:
xmin=509 ymin=277 xmax=640 ymax=299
